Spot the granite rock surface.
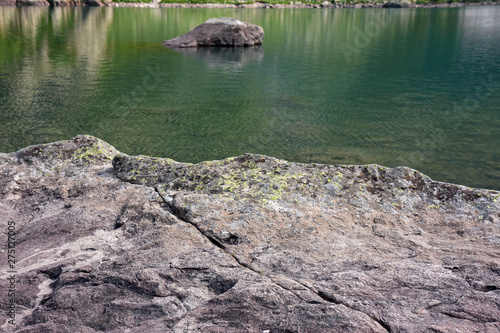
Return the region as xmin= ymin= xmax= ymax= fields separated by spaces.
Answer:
xmin=1 ymin=135 xmax=499 ymax=332
xmin=163 ymin=17 xmax=264 ymax=48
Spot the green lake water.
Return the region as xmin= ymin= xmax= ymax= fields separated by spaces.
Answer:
xmin=0 ymin=6 xmax=499 ymax=190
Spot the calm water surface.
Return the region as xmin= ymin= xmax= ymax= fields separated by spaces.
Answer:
xmin=0 ymin=6 xmax=499 ymax=189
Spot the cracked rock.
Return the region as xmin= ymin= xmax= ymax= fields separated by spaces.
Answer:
xmin=1 ymin=135 xmax=499 ymax=332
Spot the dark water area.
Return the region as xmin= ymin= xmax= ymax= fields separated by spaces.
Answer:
xmin=0 ymin=6 xmax=499 ymax=190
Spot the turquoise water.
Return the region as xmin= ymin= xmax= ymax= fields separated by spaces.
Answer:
xmin=0 ymin=6 xmax=499 ymax=189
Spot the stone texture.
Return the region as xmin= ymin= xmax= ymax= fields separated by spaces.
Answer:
xmin=163 ymin=17 xmax=264 ymax=48
xmin=1 ymin=135 xmax=499 ymax=332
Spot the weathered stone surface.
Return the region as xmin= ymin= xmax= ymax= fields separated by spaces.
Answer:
xmin=1 ymin=135 xmax=499 ymax=332
xmin=163 ymin=17 xmax=264 ymax=48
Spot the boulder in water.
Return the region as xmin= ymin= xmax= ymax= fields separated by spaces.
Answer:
xmin=163 ymin=17 xmax=264 ymax=48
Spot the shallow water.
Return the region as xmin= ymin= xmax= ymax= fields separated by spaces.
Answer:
xmin=0 ymin=6 xmax=499 ymax=189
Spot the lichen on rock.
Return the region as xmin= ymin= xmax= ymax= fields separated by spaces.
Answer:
xmin=114 ymin=151 xmax=500 ymax=214
xmin=15 ymin=135 xmax=119 ymax=171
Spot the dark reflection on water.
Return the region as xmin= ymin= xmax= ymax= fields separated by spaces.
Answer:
xmin=0 ymin=6 xmax=499 ymax=190
xmin=174 ymin=46 xmax=264 ymax=69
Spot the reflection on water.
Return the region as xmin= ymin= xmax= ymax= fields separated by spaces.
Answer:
xmin=0 ymin=7 xmax=113 ymax=149
xmin=174 ymin=46 xmax=264 ymax=70
xmin=0 ymin=7 xmax=499 ymax=190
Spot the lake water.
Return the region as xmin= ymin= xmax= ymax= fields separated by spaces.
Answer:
xmin=0 ymin=6 xmax=499 ymax=190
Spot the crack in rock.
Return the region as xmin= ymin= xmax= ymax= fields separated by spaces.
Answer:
xmin=154 ymin=187 xmax=392 ymax=332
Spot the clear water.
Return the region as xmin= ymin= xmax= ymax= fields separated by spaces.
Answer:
xmin=0 ymin=6 xmax=499 ymax=190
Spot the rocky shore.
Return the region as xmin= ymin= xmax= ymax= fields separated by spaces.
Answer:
xmin=1 ymin=0 xmax=499 ymax=8
xmin=0 ymin=135 xmax=499 ymax=332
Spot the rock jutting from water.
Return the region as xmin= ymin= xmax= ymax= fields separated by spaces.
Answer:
xmin=163 ymin=17 xmax=264 ymax=48
xmin=0 ymin=135 xmax=499 ymax=332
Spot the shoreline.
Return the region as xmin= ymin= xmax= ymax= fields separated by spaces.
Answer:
xmin=2 ymin=0 xmax=499 ymax=8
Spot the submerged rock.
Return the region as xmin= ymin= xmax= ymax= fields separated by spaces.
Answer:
xmin=163 ymin=17 xmax=264 ymax=48
xmin=0 ymin=135 xmax=499 ymax=332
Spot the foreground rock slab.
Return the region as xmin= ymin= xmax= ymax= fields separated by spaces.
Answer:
xmin=1 ymin=135 xmax=499 ymax=332
xmin=163 ymin=17 xmax=264 ymax=48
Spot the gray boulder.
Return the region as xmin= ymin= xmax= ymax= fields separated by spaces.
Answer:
xmin=163 ymin=17 xmax=264 ymax=48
